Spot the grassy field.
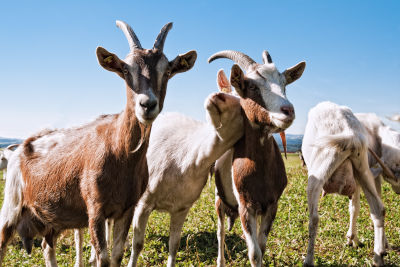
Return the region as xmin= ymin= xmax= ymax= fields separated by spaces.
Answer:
xmin=1 ymin=154 xmax=400 ymax=266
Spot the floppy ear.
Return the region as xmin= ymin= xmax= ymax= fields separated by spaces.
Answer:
xmin=169 ymin=50 xmax=197 ymax=78
xmin=217 ymin=69 xmax=231 ymax=93
xmin=230 ymin=64 xmax=245 ymax=97
xmin=283 ymin=61 xmax=306 ymax=85
xmin=96 ymin=47 xmax=125 ymax=78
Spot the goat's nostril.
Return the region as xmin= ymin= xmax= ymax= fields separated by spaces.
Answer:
xmin=281 ymin=106 xmax=294 ymax=116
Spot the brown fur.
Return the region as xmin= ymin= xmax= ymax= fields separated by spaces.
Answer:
xmin=233 ymin=109 xmax=287 ymax=217
xmin=18 ymin=88 xmax=151 ymax=246
xmin=0 ymin=24 xmax=197 ymax=264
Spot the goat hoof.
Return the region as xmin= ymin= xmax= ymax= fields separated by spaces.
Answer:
xmin=373 ymin=253 xmax=385 ymax=267
xmin=303 ymin=263 xmax=314 ymax=267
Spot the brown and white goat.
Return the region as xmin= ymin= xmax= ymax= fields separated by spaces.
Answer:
xmin=0 ymin=20 xmax=196 ymax=267
xmin=302 ymin=102 xmax=387 ymax=266
xmin=208 ymin=50 xmax=305 ymax=267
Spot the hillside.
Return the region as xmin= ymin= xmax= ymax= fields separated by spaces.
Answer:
xmin=273 ymin=134 xmax=303 ymax=153
xmin=0 ymin=137 xmax=22 ymax=148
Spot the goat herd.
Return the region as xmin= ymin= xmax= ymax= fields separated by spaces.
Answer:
xmin=0 ymin=20 xmax=399 ymax=267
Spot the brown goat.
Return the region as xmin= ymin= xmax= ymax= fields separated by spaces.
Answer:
xmin=0 ymin=20 xmax=196 ymax=267
xmin=209 ymin=50 xmax=305 ymax=267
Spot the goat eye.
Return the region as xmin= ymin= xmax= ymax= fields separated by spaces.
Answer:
xmin=248 ymin=84 xmax=256 ymax=90
xmin=166 ymin=70 xmax=171 ymax=77
xmin=123 ymin=68 xmax=129 ymax=75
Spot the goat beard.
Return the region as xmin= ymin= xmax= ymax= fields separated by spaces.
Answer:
xmin=280 ymin=132 xmax=287 ymax=159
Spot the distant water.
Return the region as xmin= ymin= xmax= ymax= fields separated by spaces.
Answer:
xmin=0 ymin=137 xmax=23 ymax=148
xmin=273 ymin=134 xmax=303 ymax=153
xmin=0 ymin=135 xmax=304 ymax=152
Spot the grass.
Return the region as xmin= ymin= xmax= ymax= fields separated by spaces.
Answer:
xmin=1 ymin=154 xmax=400 ymax=266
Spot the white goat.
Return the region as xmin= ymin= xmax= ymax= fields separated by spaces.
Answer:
xmin=0 ymin=145 xmax=19 ymax=180
xmin=126 ymin=71 xmax=246 ymax=267
xmin=388 ymin=114 xmax=400 ymax=122
xmin=343 ymin=113 xmax=400 ymax=249
xmin=302 ymin=101 xmax=387 ymax=266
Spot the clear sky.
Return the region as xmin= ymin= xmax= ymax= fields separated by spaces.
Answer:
xmin=0 ymin=1 xmax=399 ymax=138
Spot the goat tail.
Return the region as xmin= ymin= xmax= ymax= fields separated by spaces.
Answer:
xmin=312 ymin=132 xmax=366 ymax=152
xmin=0 ymin=150 xmax=25 ymax=229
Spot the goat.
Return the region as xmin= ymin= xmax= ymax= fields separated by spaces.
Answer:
xmin=343 ymin=113 xmax=400 ymax=250
xmin=0 ymin=20 xmax=196 ymax=267
xmin=302 ymin=102 xmax=387 ymax=266
xmin=126 ymin=70 xmax=247 ymax=267
xmin=298 ymin=149 xmax=306 ymax=167
xmin=0 ymin=144 xmax=19 ymax=180
xmin=388 ymin=114 xmax=400 ymax=122
xmin=209 ymin=50 xmax=306 ymax=267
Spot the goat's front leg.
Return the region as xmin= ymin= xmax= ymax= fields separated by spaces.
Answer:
xmin=74 ymin=229 xmax=84 ymax=267
xmin=167 ymin=208 xmax=190 ymax=267
xmin=127 ymin=202 xmax=153 ymax=267
xmin=258 ymin=202 xmax=278 ymax=256
xmin=215 ymin=197 xmax=226 ymax=267
xmin=42 ymin=231 xmax=60 ymax=267
xmin=106 ymin=219 xmax=113 ymax=249
xmin=111 ymin=208 xmax=134 ymax=267
xmin=88 ymin=211 xmax=108 ymax=267
xmin=0 ymin=223 xmax=15 ymax=265
xmin=347 ymin=185 xmax=361 ymax=247
xmin=239 ymin=205 xmax=261 ymax=267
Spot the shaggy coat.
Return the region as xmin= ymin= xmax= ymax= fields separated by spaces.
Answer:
xmin=0 ymin=20 xmax=196 ymax=267
xmin=302 ymin=101 xmax=387 ymax=266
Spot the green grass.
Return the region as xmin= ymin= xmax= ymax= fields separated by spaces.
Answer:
xmin=1 ymin=154 xmax=400 ymax=266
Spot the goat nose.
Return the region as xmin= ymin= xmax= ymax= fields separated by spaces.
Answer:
xmin=140 ymin=99 xmax=157 ymax=112
xmin=281 ymin=105 xmax=294 ymax=117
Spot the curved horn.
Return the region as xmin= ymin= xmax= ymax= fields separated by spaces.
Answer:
xmin=368 ymin=148 xmax=396 ymax=180
xmin=6 ymin=144 xmax=19 ymax=151
xmin=153 ymin=22 xmax=173 ymax=51
xmin=208 ymin=50 xmax=257 ymax=72
xmin=116 ymin=20 xmax=142 ymax=51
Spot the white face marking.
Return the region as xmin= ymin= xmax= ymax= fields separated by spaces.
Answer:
xmin=247 ymin=64 xmax=294 ymax=130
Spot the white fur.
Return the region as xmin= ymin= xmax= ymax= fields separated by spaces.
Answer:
xmin=127 ymin=92 xmax=244 ymax=267
xmin=246 ymin=63 xmax=294 ymax=130
xmin=343 ymin=113 xmax=400 ymax=250
xmin=302 ymin=102 xmax=386 ymax=266
xmin=0 ymin=145 xmax=25 ymax=255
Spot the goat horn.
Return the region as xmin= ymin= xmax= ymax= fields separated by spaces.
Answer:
xmin=368 ymin=148 xmax=396 ymax=180
xmin=208 ymin=50 xmax=257 ymax=72
xmin=6 ymin=144 xmax=19 ymax=150
xmin=262 ymin=50 xmax=273 ymax=64
xmin=153 ymin=22 xmax=173 ymax=51
xmin=116 ymin=20 xmax=143 ymax=51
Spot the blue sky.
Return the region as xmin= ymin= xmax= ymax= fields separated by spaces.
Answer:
xmin=0 ymin=1 xmax=399 ymax=138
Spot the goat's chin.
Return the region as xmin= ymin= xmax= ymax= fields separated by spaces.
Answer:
xmin=270 ymin=120 xmax=292 ymax=133
xmin=136 ymin=113 xmax=158 ymax=126
xmin=270 ymin=115 xmax=294 ymax=132
xmin=135 ymin=107 xmax=160 ymax=126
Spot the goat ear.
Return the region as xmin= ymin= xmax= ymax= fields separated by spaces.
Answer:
xmin=217 ymin=69 xmax=231 ymax=93
xmin=283 ymin=61 xmax=306 ymax=85
xmin=230 ymin=64 xmax=245 ymax=97
xmin=96 ymin=47 xmax=124 ymax=78
xmin=169 ymin=50 xmax=197 ymax=78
